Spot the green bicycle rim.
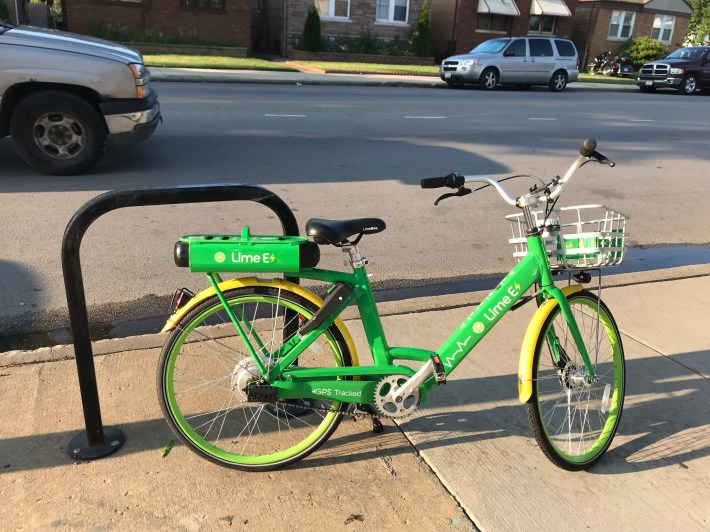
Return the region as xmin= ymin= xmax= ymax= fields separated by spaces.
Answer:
xmin=536 ymin=296 xmax=624 ymax=464
xmin=163 ymin=294 xmax=344 ymax=466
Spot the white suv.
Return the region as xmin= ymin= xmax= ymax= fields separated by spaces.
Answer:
xmin=440 ymin=37 xmax=579 ymax=92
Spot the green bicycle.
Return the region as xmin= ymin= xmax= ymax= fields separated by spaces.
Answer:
xmin=157 ymin=138 xmax=627 ymax=471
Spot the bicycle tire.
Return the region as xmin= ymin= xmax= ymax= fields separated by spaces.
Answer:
xmin=526 ymin=290 xmax=625 ymax=470
xmin=157 ymin=285 xmax=354 ymax=470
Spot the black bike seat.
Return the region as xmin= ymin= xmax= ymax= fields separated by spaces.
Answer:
xmin=306 ymin=218 xmax=386 ymax=245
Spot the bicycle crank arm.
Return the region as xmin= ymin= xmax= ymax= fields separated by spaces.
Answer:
xmin=391 ymin=359 xmax=435 ymax=402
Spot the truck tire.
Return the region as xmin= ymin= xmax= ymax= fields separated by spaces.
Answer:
xmin=678 ymin=74 xmax=697 ymax=95
xmin=10 ymin=90 xmax=107 ymax=175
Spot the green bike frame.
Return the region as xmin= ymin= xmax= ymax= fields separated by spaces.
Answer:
xmin=205 ymin=231 xmax=594 ymax=406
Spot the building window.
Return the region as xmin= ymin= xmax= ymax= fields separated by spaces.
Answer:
xmin=477 ymin=14 xmax=509 ymax=32
xmin=528 ymin=15 xmax=555 ymax=34
xmin=651 ymin=14 xmax=675 ymax=43
xmin=316 ymin=0 xmax=350 ymax=18
xmin=608 ymin=11 xmax=635 ymax=40
xmin=376 ymin=0 xmax=408 ymax=23
xmin=181 ymin=0 xmax=224 ymax=8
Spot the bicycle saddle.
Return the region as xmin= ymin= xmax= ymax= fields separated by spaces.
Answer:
xmin=306 ymin=217 xmax=386 ymax=245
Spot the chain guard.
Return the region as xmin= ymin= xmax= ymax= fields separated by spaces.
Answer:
xmin=372 ymin=374 xmax=420 ymax=419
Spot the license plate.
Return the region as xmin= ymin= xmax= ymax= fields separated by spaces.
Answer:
xmin=645 ymin=80 xmax=653 ymax=86
xmin=444 ymin=72 xmax=452 ymax=79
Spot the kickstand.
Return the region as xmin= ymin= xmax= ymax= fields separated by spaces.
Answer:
xmin=356 ymin=404 xmax=384 ymax=434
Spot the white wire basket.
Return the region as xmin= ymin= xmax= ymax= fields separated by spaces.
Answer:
xmin=506 ymin=205 xmax=629 ymax=270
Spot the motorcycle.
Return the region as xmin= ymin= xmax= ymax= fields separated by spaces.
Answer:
xmin=611 ymin=53 xmax=634 ymax=77
xmin=587 ymin=51 xmax=614 ymax=75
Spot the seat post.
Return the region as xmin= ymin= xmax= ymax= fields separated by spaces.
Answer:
xmin=342 ymin=243 xmax=368 ymax=269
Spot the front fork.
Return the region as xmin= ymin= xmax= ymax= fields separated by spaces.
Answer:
xmin=539 ymin=286 xmax=596 ymax=381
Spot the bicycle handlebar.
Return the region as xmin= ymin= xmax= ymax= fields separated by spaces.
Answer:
xmin=420 ymin=137 xmax=614 ymax=207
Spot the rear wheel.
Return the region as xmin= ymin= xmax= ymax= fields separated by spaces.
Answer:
xmin=479 ymin=68 xmax=499 ymax=90
xmin=158 ymin=286 xmax=354 ymax=470
xmin=527 ymin=291 xmax=625 ymax=470
xmin=549 ymin=70 xmax=568 ymax=92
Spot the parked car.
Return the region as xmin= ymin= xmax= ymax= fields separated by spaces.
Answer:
xmin=0 ymin=23 xmax=161 ymax=175
xmin=636 ymin=46 xmax=710 ymax=95
xmin=440 ymin=37 xmax=579 ymax=92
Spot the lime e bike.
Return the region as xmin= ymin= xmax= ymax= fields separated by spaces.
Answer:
xmin=157 ymin=138 xmax=627 ymax=471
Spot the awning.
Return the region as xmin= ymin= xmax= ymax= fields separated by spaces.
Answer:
xmin=478 ymin=0 xmax=520 ymax=16
xmin=530 ymin=0 xmax=571 ymax=17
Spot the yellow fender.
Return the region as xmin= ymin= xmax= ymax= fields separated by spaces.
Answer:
xmin=518 ymin=285 xmax=582 ymax=403
xmin=161 ymin=277 xmax=359 ymax=366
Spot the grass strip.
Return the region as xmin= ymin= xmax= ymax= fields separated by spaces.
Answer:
xmin=143 ymin=55 xmax=298 ymax=71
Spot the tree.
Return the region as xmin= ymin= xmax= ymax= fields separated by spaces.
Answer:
xmin=411 ymin=0 xmax=431 ymax=57
xmin=0 ymin=0 xmax=10 ymax=23
xmin=302 ymin=3 xmax=323 ymax=52
xmin=685 ymin=0 xmax=710 ymax=45
xmin=619 ymin=36 xmax=669 ymax=68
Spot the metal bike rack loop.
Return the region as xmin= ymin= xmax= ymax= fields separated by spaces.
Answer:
xmin=61 ymin=184 xmax=300 ymax=460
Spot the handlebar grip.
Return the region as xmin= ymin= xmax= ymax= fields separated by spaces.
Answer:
xmin=580 ymin=137 xmax=597 ymax=157
xmin=421 ymin=172 xmax=466 ymax=189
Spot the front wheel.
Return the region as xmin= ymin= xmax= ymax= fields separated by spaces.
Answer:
xmin=678 ymin=74 xmax=698 ymax=95
xmin=157 ymin=285 xmax=355 ymax=470
xmin=526 ymin=290 xmax=625 ymax=470
xmin=479 ymin=68 xmax=499 ymax=90
xmin=10 ymin=90 xmax=107 ymax=175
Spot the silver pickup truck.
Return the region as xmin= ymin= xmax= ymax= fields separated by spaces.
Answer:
xmin=0 ymin=23 xmax=161 ymax=175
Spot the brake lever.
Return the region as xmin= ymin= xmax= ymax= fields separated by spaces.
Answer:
xmin=592 ymin=150 xmax=615 ymax=167
xmin=434 ymin=187 xmax=472 ymax=205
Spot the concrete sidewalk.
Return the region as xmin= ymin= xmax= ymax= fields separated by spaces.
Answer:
xmin=1 ymin=265 xmax=708 ymax=531
xmin=148 ymin=66 xmax=638 ymax=92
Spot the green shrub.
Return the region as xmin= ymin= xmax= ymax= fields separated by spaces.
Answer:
xmin=302 ymin=3 xmax=323 ymax=52
xmin=619 ymin=36 xmax=669 ymax=68
xmin=411 ymin=0 xmax=431 ymax=57
xmin=0 ymin=0 xmax=10 ymax=22
xmin=85 ymin=20 xmax=241 ymax=47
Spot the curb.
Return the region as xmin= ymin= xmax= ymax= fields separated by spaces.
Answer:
xmin=3 ymin=263 xmax=708 ymax=368
xmin=148 ymin=68 xmax=638 ymax=92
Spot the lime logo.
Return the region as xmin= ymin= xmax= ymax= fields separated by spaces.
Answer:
xmin=214 ymin=252 xmax=226 ymax=263
xmin=230 ymin=251 xmax=277 ymax=265
xmin=472 ymin=322 xmax=484 ymax=334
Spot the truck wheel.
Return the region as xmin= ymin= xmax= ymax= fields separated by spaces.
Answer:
xmin=479 ymin=68 xmax=499 ymax=90
xmin=10 ymin=90 xmax=107 ymax=175
xmin=549 ymin=71 xmax=568 ymax=92
xmin=678 ymin=74 xmax=697 ymax=95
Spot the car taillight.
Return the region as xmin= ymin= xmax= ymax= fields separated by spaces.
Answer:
xmin=576 ymin=57 xmax=580 ymax=69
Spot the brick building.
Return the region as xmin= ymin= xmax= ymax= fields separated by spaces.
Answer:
xmin=571 ymin=0 xmax=692 ymax=66
xmin=430 ymin=0 xmax=575 ymax=58
xmin=280 ymin=0 xmax=427 ymax=52
xmin=64 ymin=0 xmax=251 ymax=49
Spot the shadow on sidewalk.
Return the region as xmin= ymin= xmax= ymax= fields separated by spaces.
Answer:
xmin=1 ymin=351 xmax=706 ymax=475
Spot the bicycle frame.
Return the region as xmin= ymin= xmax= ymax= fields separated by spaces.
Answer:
xmin=202 ymin=230 xmax=595 ymax=406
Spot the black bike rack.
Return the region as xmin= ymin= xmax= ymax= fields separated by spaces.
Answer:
xmin=62 ymin=184 xmax=300 ymax=459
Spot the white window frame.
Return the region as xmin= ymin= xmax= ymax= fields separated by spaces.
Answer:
xmin=608 ymin=10 xmax=635 ymax=41
xmin=375 ymin=0 xmax=409 ymax=24
xmin=650 ymin=14 xmax=675 ymax=44
xmin=528 ymin=15 xmax=556 ymax=35
xmin=316 ymin=0 xmax=351 ymax=20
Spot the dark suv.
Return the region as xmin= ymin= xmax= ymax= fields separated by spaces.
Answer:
xmin=636 ymin=46 xmax=710 ymax=95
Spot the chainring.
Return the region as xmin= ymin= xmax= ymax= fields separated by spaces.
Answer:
xmin=372 ymin=374 xmax=421 ymax=419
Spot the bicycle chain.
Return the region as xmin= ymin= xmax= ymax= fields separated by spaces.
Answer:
xmin=270 ymin=399 xmax=377 ymax=420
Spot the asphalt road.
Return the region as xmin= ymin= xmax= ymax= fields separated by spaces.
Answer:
xmin=1 ymin=83 xmax=709 ymax=337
